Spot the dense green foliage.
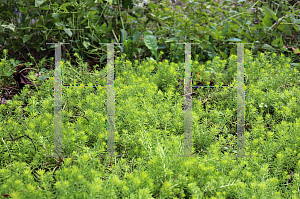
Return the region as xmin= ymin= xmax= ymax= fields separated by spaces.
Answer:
xmin=1 ymin=49 xmax=300 ymax=198
xmin=1 ymin=0 xmax=300 ymax=198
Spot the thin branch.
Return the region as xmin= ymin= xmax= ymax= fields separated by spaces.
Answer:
xmin=26 ymin=46 xmax=37 ymax=66
xmin=2 ymin=137 xmax=12 ymax=158
xmin=3 ymin=134 xmax=37 ymax=152
xmin=18 ymin=51 xmax=29 ymax=63
xmin=62 ymin=100 xmax=68 ymax=112
xmin=201 ymin=96 xmax=210 ymax=105
xmin=74 ymin=113 xmax=90 ymax=122
xmin=277 ymin=84 xmax=291 ymax=90
xmin=19 ymin=67 xmax=38 ymax=73
xmin=112 ymin=29 xmax=122 ymax=50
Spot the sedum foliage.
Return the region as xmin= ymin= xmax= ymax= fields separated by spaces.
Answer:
xmin=1 ymin=49 xmax=300 ymax=198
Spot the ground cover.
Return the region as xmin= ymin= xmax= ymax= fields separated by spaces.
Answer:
xmin=1 ymin=48 xmax=300 ymax=198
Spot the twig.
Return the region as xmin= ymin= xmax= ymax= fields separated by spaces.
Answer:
xmin=183 ymin=92 xmax=197 ymax=97
xmin=177 ymin=80 xmax=184 ymax=90
xmin=0 ymin=87 xmax=19 ymax=90
xmin=73 ymin=106 xmax=90 ymax=122
xmin=19 ymin=67 xmax=38 ymax=73
xmin=2 ymin=137 xmax=12 ymax=158
xmin=219 ymin=183 xmax=235 ymax=188
xmin=5 ymin=164 xmax=14 ymax=168
xmin=42 ymin=142 xmax=48 ymax=153
xmin=3 ymin=134 xmax=37 ymax=152
xmin=62 ymin=100 xmax=68 ymax=112
xmin=201 ymin=97 xmax=210 ymax=105
xmin=277 ymin=84 xmax=291 ymax=90
xmin=112 ymin=29 xmax=122 ymax=50
xmin=81 ymin=72 xmax=105 ymax=76
xmin=18 ymin=51 xmax=28 ymax=63
xmin=26 ymin=46 xmax=37 ymax=66
xmin=74 ymin=113 xmax=90 ymax=122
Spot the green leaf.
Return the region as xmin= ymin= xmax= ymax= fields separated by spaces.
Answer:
xmin=88 ymin=11 xmax=97 ymax=20
xmin=165 ymin=37 xmax=178 ymax=43
xmin=40 ymin=5 xmax=50 ymax=10
xmin=77 ymin=18 xmax=88 ymax=26
xmin=245 ymin=20 xmax=252 ymax=25
xmin=18 ymin=7 xmax=28 ymax=15
xmin=52 ymin=13 xmax=60 ymax=19
xmin=124 ymin=39 xmax=132 ymax=52
xmin=35 ymin=0 xmax=47 ymax=6
xmin=88 ymin=48 xmax=99 ymax=54
xmin=190 ymin=36 xmax=201 ymax=43
xmin=225 ymin=38 xmax=242 ymax=42
xmin=120 ymin=29 xmax=127 ymax=44
xmin=230 ymin=24 xmax=240 ymax=31
xmin=160 ymin=16 xmax=171 ymax=20
xmin=1 ymin=24 xmax=16 ymax=32
xmin=132 ymin=5 xmax=144 ymax=12
xmin=271 ymin=37 xmax=280 ymax=46
xmin=55 ymin=22 xmax=64 ymax=29
xmin=243 ymin=32 xmax=252 ymax=40
xmin=64 ymin=28 xmax=72 ymax=37
xmin=279 ymin=35 xmax=284 ymax=47
xmin=293 ymin=24 xmax=300 ymax=32
xmin=261 ymin=44 xmax=275 ymax=51
xmin=221 ymin=23 xmax=230 ymax=37
xmin=38 ymin=75 xmax=49 ymax=81
xmin=19 ymin=26 xmax=34 ymax=30
xmin=262 ymin=15 xmax=272 ymax=27
xmin=60 ymin=3 xmax=72 ymax=12
xmin=37 ymin=25 xmax=47 ymax=28
xmin=83 ymin=41 xmax=90 ymax=49
xmin=86 ymin=33 xmax=97 ymax=42
xmin=94 ymin=24 xmax=100 ymax=32
xmin=2 ymin=11 xmax=14 ymax=18
xmin=132 ymin=32 xmax=142 ymax=42
xmin=23 ymin=35 xmax=33 ymax=43
xmin=278 ymin=22 xmax=292 ymax=36
xmin=219 ymin=50 xmax=228 ymax=59
xmin=144 ymin=34 xmax=158 ymax=57
xmin=262 ymin=6 xmax=277 ymax=21
xmin=85 ymin=0 xmax=94 ymax=6
xmin=100 ymin=23 xmax=107 ymax=31
xmin=208 ymin=26 xmax=217 ymax=31
xmin=146 ymin=57 xmax=155 ymax=61
xmin=148 ymin=2 xmax=159 ymax=10
xmin=106 ymin=0 xmax=113 ymax=4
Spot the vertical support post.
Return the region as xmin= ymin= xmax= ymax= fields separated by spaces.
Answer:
xmin=183 ymin=43 xmax=192 ymax=156
xmin=46 ymin=42 xmax=71 ymax=158
xmin=47 ymin=42 xmax=122 ymax=159
xmin=175 ymin=42 xmax=253 ymax=159
xmin=54 ymin=43 xmax=63 ymax=157
xmin=229 ymin=42 xmax=252 ymax=158
xmin=177 ymin=43 xmax=201 ymax=157
xmin=99 ymin=43 xmax=123 ymax=158
xmin=107 ymin=43 xmax=115 ymax=158
xmin=237 ymin=43 xmax=245 ymax=158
